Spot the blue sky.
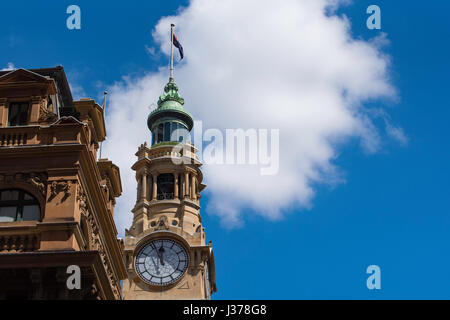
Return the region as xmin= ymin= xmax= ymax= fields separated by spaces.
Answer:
xmin=1 ymin=0 xmax=449 ymax=299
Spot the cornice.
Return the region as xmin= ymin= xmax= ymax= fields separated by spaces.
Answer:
xmin=77 ymin=147 xmax=127 ymax=281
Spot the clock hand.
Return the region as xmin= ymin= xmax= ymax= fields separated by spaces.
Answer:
xmin=151 ymin=255 xmax=160 ymax=274
xmin=158 ymin=246 xmax=165 ymax=265
xmin=155 ymin=250 xmax=162 ymax=265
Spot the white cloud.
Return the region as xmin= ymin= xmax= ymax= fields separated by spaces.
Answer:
xmin=104 ymin=0 xmax=400 ymax=232
xmin=385 ymin=122 xmax=408 ymax=146
xmin=1 ymin=62 xmax=15 ymax=71
xmin=145 ymin=45 xmax=157 ymax=57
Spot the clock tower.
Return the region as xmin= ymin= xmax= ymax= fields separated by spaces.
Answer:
xmin=122 ymin=76 xmax=217 ymax=300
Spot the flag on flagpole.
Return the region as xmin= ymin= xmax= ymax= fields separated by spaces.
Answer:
xmin=172 ymin=33 xmax=184 ymax=60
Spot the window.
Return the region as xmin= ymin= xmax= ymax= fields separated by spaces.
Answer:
xmin=156 ymin=123 xmax=163 ymax=144
xmin=0 ymin=189 xmax=41 ymax=222
xmin=172 ymin=122 xmax=189 ymax=143
xmin=163 ymin=122 xmax=171 ymax=142
xmin=8 ymin=102 xmax=29 ymax=126
xmin=151 ymin=131 xmax=156 ymax=146
xmin=171 ymin=122 xmax=179 ymax=141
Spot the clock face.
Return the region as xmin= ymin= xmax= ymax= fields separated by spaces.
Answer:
xmin=135 ymin=239 xmax=189 ymax=286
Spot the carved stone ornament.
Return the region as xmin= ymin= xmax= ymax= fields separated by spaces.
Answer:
xmin=0 ymin=172 xmax=48 ymax=198
xmin=77 ymin=184 xmax=121 ymax=299
xmin=38 ymin=96 xmax=58 ymax=123
xmin=155 ymin=215 xmax=169 ymax=231
xmin=49 ymin=180 xmax=73 ymax=201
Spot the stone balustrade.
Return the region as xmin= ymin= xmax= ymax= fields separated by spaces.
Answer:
xmin=0 ymin=121 xmax=89 ymax=147
xmin=0 ymin=233 xmax=40 ymax=252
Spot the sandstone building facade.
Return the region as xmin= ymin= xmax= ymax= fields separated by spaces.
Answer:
xmin=0 ymin=67 xmax=126 ymax=299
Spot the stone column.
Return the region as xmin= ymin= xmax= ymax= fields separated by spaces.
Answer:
xmin=152 ymin=173 xmax=157 ymax=200
xmin=147 ymin=174 xmax=152 ymax=200
xmin=181 ymin=173 xmax=185 ymax=199
xmin=184 ymin=172 xmax=190 ymax=199
xmin=29 ymin=96 xmax=41 ymax=125
xmin=136 ymin=174 xmax=141 ymax=202
xmin=191 ymin=174 xmax=196 ymax=201
xmin=0 ymin=98 xmax=7 ymax=127
xmin=174 ymin=173 xmax=179 ymax=200
xmin=140 ymin=171 xmax=147 ymax=201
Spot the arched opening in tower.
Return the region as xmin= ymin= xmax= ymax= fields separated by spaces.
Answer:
xmin=157 ymin=173 xmax=174 ymax=200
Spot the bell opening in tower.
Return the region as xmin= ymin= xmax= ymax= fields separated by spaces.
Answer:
xmin=156 ymin=173 xmax=175 ymax=200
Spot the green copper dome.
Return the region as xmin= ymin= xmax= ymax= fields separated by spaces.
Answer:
xmin=147 ymin=78 xmax=194 ymax=132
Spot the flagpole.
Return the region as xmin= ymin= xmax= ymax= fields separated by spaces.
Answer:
xmin=170 ymin=23 xmax=175 ymax=80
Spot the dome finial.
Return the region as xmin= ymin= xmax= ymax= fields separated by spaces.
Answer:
xmin=157 ymin=78 xmax=184 ymax=106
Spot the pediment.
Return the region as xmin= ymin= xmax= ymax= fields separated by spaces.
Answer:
xmin=50 ymin=116 xmax=85 ymax=126
xmin=0 ymin=68 xmax=52 ymax=84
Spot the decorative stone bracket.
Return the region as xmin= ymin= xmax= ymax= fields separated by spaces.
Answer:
xmin=48 ymin=180 xmax=74 ymax=202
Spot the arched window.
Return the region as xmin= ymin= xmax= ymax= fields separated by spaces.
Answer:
xmin=0 ymin=189 xmax=41 ymax=222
